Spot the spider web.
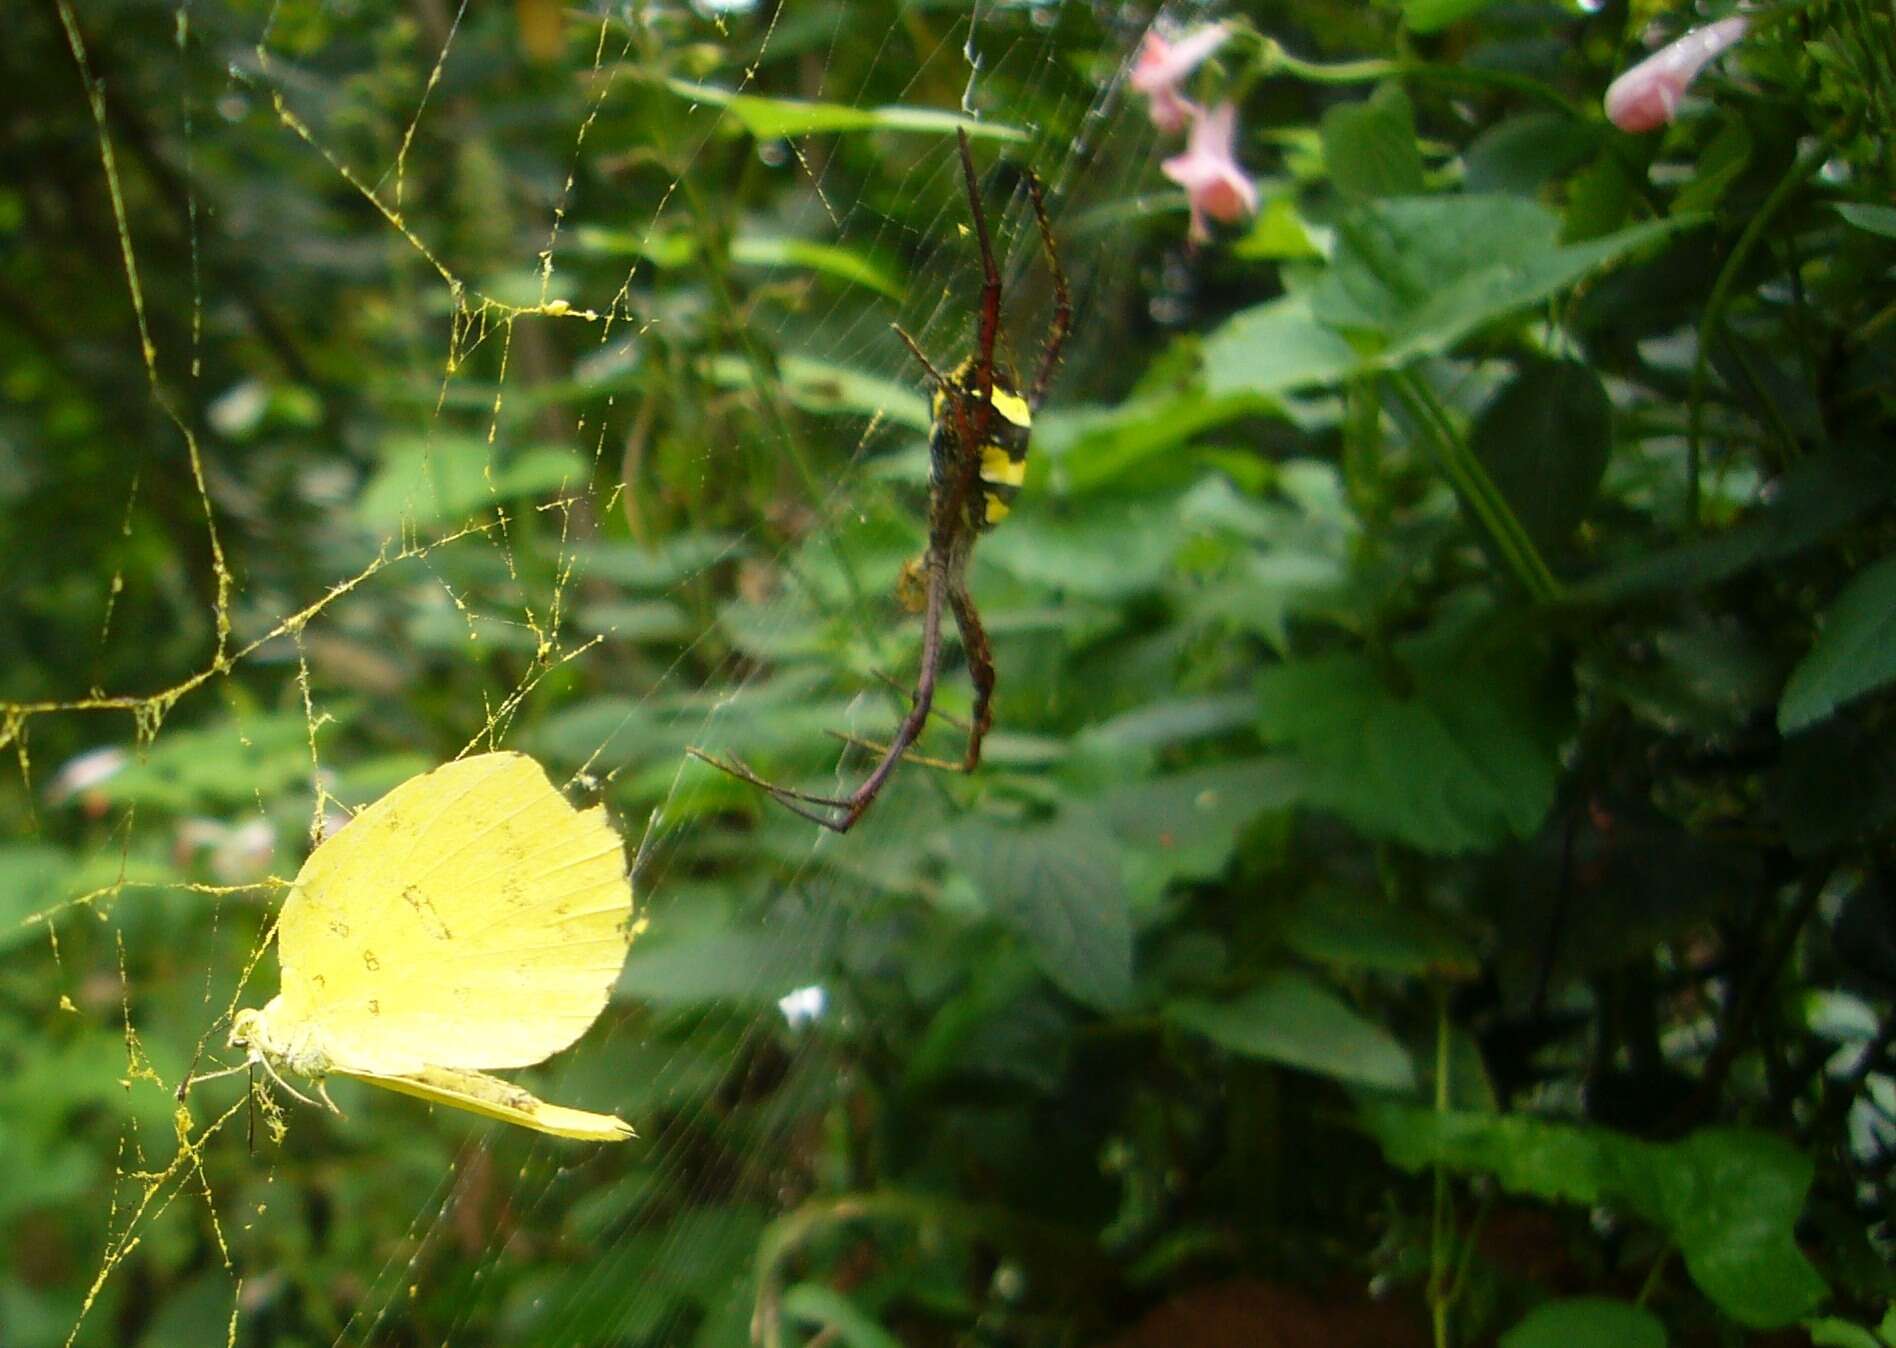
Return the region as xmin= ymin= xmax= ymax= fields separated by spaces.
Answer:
xmin=4 ymin=1 xmax=1158 ymax=1343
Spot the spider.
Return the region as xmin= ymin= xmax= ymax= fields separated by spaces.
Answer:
xmin=689 ymin=126 xmax=1070 ymax=832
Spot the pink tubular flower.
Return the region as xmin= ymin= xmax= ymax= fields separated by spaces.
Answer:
xmin=1131 ymin=23 xmax=1229 ymax=134
xmin=1604 ymin=15 xmax=1749 ymax=133
xmin=1161 ymin=101 xmax=1259 ymax=244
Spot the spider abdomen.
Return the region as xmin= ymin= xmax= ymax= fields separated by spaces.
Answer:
xmin=931 ymin=359 xmax=1032 ymax=531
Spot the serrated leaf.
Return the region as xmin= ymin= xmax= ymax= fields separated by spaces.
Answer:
xmin=1779 ymin=553 xmax=1896 ymax=733
xmin=1359 ymin=1103 xmax=1829 ymax=1328
xmin=1256 ymin=631 xmax=1562 ymax=854
xmin=1313 ymin=197 xmax=1697 ymax=364
xmin=1168 ymin=970 xmax=1416 ymax=1090
xmin=952 ymin=812 xmax=1132 ymax=1012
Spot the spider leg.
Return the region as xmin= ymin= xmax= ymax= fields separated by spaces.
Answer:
xmin=892 ymin=323 xmax=947 ymax=388
xmin=825 ymin=729 xmax=966 ymax=773
xmin=865 ymin=667 xmax=971 ymax=733
xmin=1024 ymin=168 xmax=1070 ymax=411
xmin=687 ymin=559 xmax=948 ymax=833
xmin=945 ymin=572 xmax=995 ymax=773
xmin=957 ymin=127 xmax=1003 ymax=434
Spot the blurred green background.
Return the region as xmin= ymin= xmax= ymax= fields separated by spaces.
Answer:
xmin=5 ymin=0 xmax=1896 ymax=1344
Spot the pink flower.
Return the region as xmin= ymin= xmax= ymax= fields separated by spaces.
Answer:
xmin=1132 ymin=24 xmax=1229 ymax=134
xmin=1604 ymin=16 xmax=1750 ymax=133
xmin=1161 ymin=102 xmax=1258 ymax=244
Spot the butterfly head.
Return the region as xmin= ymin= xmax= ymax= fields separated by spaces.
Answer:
xmin=229 ymin=1007 xmax=265 ymax=1053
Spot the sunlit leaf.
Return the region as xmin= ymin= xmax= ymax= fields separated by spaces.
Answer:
xmin=357 ymin=435 xmax=587 ymax=530
xmin=706 ymin=353 xmax=929 ymax=429
xmin=1201 ymin=295 xmax=1362 ymax=398
xmin=663 ymin=79 xmax=1026 ymax=142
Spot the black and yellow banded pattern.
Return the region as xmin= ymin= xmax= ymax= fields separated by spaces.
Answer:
xmin=931 ymin=358 xmax=1032 ymax=531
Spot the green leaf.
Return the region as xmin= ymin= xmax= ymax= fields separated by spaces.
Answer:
xmin=1573 ymin=450 xmax=1896 ymax=602
xmin=1464 ymin=113 xmax=1599 ymax=196
xmin=0 ymin=844 xmax=69 ymax=954
xmin=1358 ymin=1103 xmax=1830 ymax=1328
xmin=1402 ymin=0 xmax=1504 ymax=33
xmin=1313 ymin=197 xmax=1698 ymax=364
xmin=663 ymin=79 xmax=1026 ymax=142
xmin=1779 ymin=553 xmax=1896 ymax=733
xmin=705 ymin=353 xmax=929 ymax=430
xmin=1282 ymin=888 xmax=1479 ymax=981
xmin=1469 ymin=360 xmax=1611 ymax=558
xmin=1321 ymin=87 xmax=1425 ymax=199
xmin=574 ymin=533 xmax=746 ymax=590
xmin=1232 ymin=196 xmax=1325 ymax=261
xmin=574 ymin=228 xmax=901 ymax=297
xmin=1502 ymin=1299 xmax=1667 ymax=1348
xmin=100 ymin=713 xmax=315 ymax=811
xmin=983 ymin=500 xmax=1182 ymax=600
xmin=1835 ymin=202 xmax=1896 ymax=239
xmin=731 ymin=235 xmax=902 ymax=298
xmin=356 ymin=435 xmax=587 ymax=530
xmin=783 ymin=1284 xmax=904 ymax=1348
xmin=1168 ymin=970 xmax=1416 ymax=1091
xmin=1046 ymin=390 xmax=1282 ymax=493
xmin=1201 ymin=295 xmax=1364 ymax=398
xmin=1097 ymin=758 xmax=1305 ymax=888
xmin=617 ymin=929 xmax=827 ymax=1006
xmin=952 ymin=811 xmax=1133 ymax=1012
xmin=1673 ymin=118 xmax=1753 ymax=216
xmin=1256 ymin=628 xmax=1562 ymax=854
xmin=1806 ymin=1315 xmax=1889 ymax=1348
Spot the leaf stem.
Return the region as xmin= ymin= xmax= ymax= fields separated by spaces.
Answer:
xmin=1389 ymin=370 xmax=1562 ymax=601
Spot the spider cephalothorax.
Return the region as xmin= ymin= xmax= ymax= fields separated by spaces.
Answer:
xmin=691 ymin=126 xmax=1070 ymax=832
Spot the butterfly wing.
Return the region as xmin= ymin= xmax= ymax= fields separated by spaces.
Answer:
xmin=273 ymin=752 xmax=633 ymax=1075
xmin=344 ymin=1066 xmax=634 ymax=1142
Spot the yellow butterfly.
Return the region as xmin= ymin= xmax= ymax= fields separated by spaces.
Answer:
xmin=224 ymin=752 xmax=637 ymax=1142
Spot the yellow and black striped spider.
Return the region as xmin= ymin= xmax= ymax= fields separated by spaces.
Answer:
xmin=690 ymin=127 xmax=1070 ymax=832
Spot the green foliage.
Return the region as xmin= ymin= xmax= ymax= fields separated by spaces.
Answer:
xmin=1360 ymin=1103 xmax=1830 ymax=1327
xmin=1501 ymin=1298 xmax=1668 ymax=1348
xmin=6 ymin=0 xmax=1896 ymax=1344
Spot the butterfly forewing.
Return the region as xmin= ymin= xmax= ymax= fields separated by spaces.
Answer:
xmin=275 ymin=752 xmax=633 ymax=1075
